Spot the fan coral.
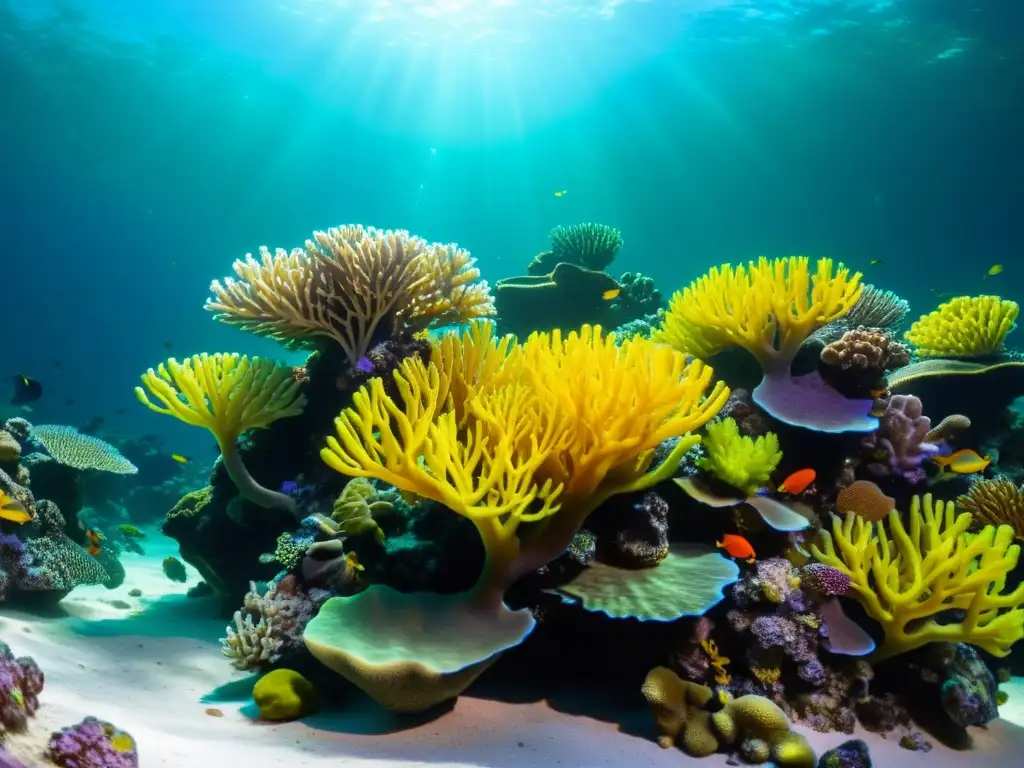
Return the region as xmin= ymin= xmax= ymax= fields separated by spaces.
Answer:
xmin=860 ymin=394 xmax=941 ymax=484
xmin=29 ymin=425 xmax=137 ymax=474
xmin=206 ymin=224 xmax=494 ymax=365
xmin=135 ymin=353 xmax=306 ymax=516
xmin=698 ymin=417 xmax=782 ymax=495
xmin=548 ymin=222 xmax=623 ymax=271
xmin=904 ymin=295 xmax=1019 ymax=358
xmin=46 ymin=717 xmax=138 ymax=768
xmin=957 ymin=476 xmax=1024 ymax=539
xmin=654 ymin=257 xmax=873 ymax=432
xmin=820 ymin=327 xmax=910 ymax=371
xmin=810 ymin=494 xmax=1024 ymax=661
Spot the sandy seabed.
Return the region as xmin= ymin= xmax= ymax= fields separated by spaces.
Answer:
xmin=2 ymin=532 xmax=1024 ymax=767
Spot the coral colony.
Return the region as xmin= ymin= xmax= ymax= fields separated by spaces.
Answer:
xmin=3 ymin=222 xmax=1024 ymax=765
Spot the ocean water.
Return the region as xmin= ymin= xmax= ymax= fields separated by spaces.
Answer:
xmin=2 ymin=1 xmax=1024 ymax=766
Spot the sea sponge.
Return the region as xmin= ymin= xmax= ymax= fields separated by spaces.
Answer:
xmin=820 ymin=326 xmax=910 ymax=371
xmin=253 ymin=669 xmax=318 ymax=721
xmin=655 ymin=256 xmax=871 ymax=432
xmin=904 ymin=295 xmax=1019 ymax=358
xmin=30 ymin=425 xmax=137 ymax=474
xmin=206 ymin=224 xmax=494 ymax=364
xmin=957 ymin=476 xmax=1024 ymax=540
xmin=698 ymin=417 xmax=782 ymax=495
xmin=810 ymin=494 xmax=1024 ymax=661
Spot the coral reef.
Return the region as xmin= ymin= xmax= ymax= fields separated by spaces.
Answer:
xmin=956 ymin=476 xmax=1024 ymax=538
xmin=698 ymin=417 xmax=782 ymax=495
xmin=0 ymin=642 xmax=44 ymax=734
xmin=528 ymin=222 xmax=623 ymax=274
xmin=45 ymin=717 xmax=138 ymax=768
xmin=860 ymin=394 xmax=941 ymax=484
xmin=905 ymin=295 xmax=1019 ymax=358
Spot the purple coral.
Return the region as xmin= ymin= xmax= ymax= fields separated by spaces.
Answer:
xmin=800 ymin=563 xmax=852 ymax=597
xmin=0 ymin=642 xmax=44 ymax=733
xmin=861 ymin=394 xmax=942 ymax=484
xmin=45 ymin=716 xmax=138 ymax=768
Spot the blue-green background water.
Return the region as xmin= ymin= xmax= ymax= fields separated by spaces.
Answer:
xmin=1 ymin=0 xmax=1021 ymax=458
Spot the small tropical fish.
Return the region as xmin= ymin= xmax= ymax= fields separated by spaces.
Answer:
xmin=716 ymin=534 xmax=756 ymax=563
xmin=170 ymin=453 xmax=191 ymax=464
xmin=931 ymin=449 xmax=990 ymax=474
xmin=868 ymin=259 xmax=884 ymax=266
xmin=85 ymin=529 xmax=103 ymax=557
xmin=163 ymin=556 xmax=188 ymax=583
xmin=116 ymin=524 xmax=146 ymax=539
xmin=602 ymin=288 xmax=621 ymax=301
xmin=0 ymin=492 xmax=30 ymax=525
xmin=777 ymin=468 xmax=816 ymax=495
xmin=985 ymin=264 xmax=1003 ymax=278
xmin=554 ymin=190 xmax=568 ymax=197
xmin=11 ymin=375 xmax=42 ymax=406
xmin=355 ymin=357 xmax=374 ymax=374
xmin=340 ymin=551 xmax=365 ymax=585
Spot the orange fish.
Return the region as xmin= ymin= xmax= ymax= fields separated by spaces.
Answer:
xmin=716 ymin=534 xmax=756 ymax=563
xmin=777 ymin=468 xmax=816 ymax=495
xmin=932 ymin=449 xmax=990 ymax=475
xmin=85 ymin=529 xmax=102 ymax=557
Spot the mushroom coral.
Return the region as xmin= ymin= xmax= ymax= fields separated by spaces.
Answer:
xmin=654 ymin=256 xmax=873 ymax=432
xmin=304 ymin=321 xmax=729 ymax=711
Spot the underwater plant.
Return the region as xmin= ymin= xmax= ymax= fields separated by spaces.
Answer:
xmin=303 ymin=320 xmax=729 ymax=712
xmin=134 ymin=353 xmax=306 ymax=517
xmin=205 ymin=224 xmax=494 ymax=366
xmin=654 ymin=256 xmax=874 ymax=432
xmin=904 ymin=295 xmax=1019 ymax=358
xmin=810 ymin=493 xmax=1024 ymax=662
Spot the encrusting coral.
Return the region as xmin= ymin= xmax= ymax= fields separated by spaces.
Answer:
xmin=698 ymin=417 xmax=782 ymax=495
xmin=654 ymin=256 xmax=874 ymax=432
xmin=135 ymin=353 xmax=306 ymax=516
xmin=810 ymin=494 xmax=1024 ymax=662
xmin=206 ymin=224 xmax=494 ymax=365
xmin=957 ymin=476 xmax=1024 ymax=539
xmin=904 ymin=295 xmax=1019 ymax=358
xmin=304 ymin=320 xmax=729 ymax=712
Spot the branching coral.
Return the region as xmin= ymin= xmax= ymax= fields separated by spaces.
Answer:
xmin=135 ymin=353 xmax=306 ymax=516
xmin=810 ymin=494 xmax=1024 ymax=662
xmin=905 ymin=295 xmax=1019 ymax=358
xmin=698 ymin=417 xmax=782 ymax=495
xmin=957 ymin=476 xmax=1024 ymax=539
xmin=206 ymin=224 xmax=494 ymax=365
xmin=654 ymin=256 xmax=873 ymax=432
xmin=305 ymin=320 xmax=729 ymax=711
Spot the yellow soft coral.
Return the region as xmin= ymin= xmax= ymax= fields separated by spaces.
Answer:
xmin=904 ymin=295 xmax=1018 ymax=358
xmin=698 ymin=417 xmax=782 ymax=495
xmin=810 ymin=494 xmax=1024 ymax=662
xmin=654 ymin=257 xmax=867 ymax=432
xmin=135 ymin=353 xmax=306 ymax=515
xmin=321 ymin=320 xmax=729 ymax=609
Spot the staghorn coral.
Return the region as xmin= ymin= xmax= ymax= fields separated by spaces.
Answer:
xmin=811 ymin=494 xmax=1024 ymax=661
xmin=957 ymin=476 xmax=1024 ymax=539
xmin=136 ymin=354 xmax=306 ymax=516
xmin=820 ymin=327 xmax=910 ymax=371
xmin=654 ymin=256 xmax=872 ymax=432
xmin=698 ymin=417 xmax=781 ymax=495
xmin=30 ymin=425 xmax=137 ymax=474
xmin=206 ymin=224 xmax=494 ymax=365
xmin=860 ymin=394 xmax=940 ymax=484
xmin=905 ymin=295 xmax=1019 ymax=358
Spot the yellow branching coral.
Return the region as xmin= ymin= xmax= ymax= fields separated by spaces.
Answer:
xmin=135 ymin=353 xmax=306 ymax=516
xmin=698 ymin=417 xmax=782 ymax=495
xmin=700 ymin=639 xmax=731 ymax=685
xmin=957 ymin=477 xmax=1024 ymax=540
xmin=321 ymin=321 xmax=729 ymax=609
xmin=206 ymin=225 xmax=495 ymax=365
xmin=654 ymin=257 xmax=869 ymax=432
xmin=810 ymin=494 xmax=1024 ymax=662
xmin=904 ymin=295 xmax=1019 ymax=358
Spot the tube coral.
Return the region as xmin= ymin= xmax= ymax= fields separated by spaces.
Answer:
xmin=135 ymin=353 xmax=306 ymax=516
xmin=904 ymin=295 xmax=1019 ymax=358
xmin=654 ymin=257 xmax=872 ymax=432
xmin=206 ymin=225 xmax=494 ymax=365
xmin=809 ymin=494 xmax=1024 ymax=662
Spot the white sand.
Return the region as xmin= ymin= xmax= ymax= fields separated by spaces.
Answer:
xmin=2 ymin=531 xmax=1024 ymax=767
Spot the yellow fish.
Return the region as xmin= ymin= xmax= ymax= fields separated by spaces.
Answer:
xmin=986 ymin=264 xmax=1003 ymax=277
xmin=554 ymin=190 xmax=568 ymax=197
xmin=0 ymin=491 xmax=30 ymax=524
xmin=170 ymin=453 xmax=191 ymax=464
xmin=602 ymin=288 xmax=621 ymax=301
xmin=931 ymin=449 xmax=990 ymax=475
